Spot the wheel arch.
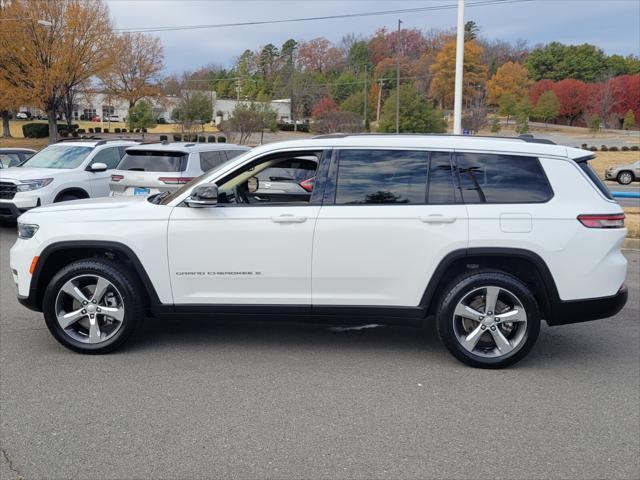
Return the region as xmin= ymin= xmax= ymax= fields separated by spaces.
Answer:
xmin=30 ymin=241 xmax=160 ymax=312
xmin=53 ymin=188 xmax=90 ymax=202
xmin=617 ymin=170 xmax=636 ymax=181
xmin=421 ymin=248 xmax=560 ymax=321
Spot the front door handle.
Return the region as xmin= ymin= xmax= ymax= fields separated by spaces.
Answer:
xmin=420 ymin=215 xmax=457 ymax=224
xmin=271 ymin=214 xmax=308 ymax=224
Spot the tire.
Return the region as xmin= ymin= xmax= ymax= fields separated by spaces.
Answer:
xmin=436 ymin=270 xmax=541 ymax=369
xmin=42 ymin=258 xmax=145 ymax=354
xmin=617 ymin=171 xmax=634 ymax=185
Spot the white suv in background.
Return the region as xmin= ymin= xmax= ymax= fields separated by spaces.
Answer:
xmin=110 ymin=142 xmax=249 ymax=197
xmin=10 ymin=135 xmax=628 ymax=368
xmin=0 ymin=139 xmax=138 ymax=221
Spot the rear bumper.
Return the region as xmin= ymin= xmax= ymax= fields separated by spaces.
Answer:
xmin=547 ymin=285 xmax=628 ymax=326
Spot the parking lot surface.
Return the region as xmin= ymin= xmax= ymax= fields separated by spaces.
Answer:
xmin=1 ymin=223 xmax=639 ymax=480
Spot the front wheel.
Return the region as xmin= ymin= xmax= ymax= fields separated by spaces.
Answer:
xmin=43 ymin=259 xmax=144 ymax=354
xmin=436 ymin=270 xmax=541 ymax=368
xmin=617 ymin=171 xmax=634 ymax=185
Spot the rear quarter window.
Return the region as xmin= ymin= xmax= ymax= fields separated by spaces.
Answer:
xmin=576 ymin=156 xmax=613 ymax=200
xmin=456 ymin=153 xmax=554 ymax=203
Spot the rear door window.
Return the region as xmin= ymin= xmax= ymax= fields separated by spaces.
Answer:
xmin=456 ymin=153 xmax=553 ymax=203
xmin=428 ymin=152 xmax=456 ymax=204
xmin=117 ymin=151 xmax=187 ymax=172
xmin=200 ymin=151 xmax=227 ymax=172
xmin=335 ymin=149 xmax=428 ymax=205
xmin=256 ymin=158 xmax=317 ymax=183
xmin=225 ymin=150 xmax=245 ymax=160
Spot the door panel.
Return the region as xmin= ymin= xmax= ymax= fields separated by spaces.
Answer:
xmin=311 ymin=149 xmax=468 ymax=307
xmin=168 ymin=204 xmax=320 ymax=305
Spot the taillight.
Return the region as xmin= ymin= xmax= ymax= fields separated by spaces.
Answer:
xmin=111 ymin=174 xmax=124 ymax=182
xmin=577 ymin=214 xmax=625 ymax=228
xmin=158 ymin=177 xmax=194 ymax=185
xmin=299 ymin=176 xmax=315 ymax=192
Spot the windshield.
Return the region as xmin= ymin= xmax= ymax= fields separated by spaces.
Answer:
xmin=21 ymin=145 xmax=93 ymax=169
xmin=118 ymin=151 xmax=187 ymax=172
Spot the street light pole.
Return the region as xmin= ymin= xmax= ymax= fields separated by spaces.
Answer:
xmin=453 ymin=0 xmax=465 ymax=135
xmin=396 ymin=19 xmax=402 ymax=134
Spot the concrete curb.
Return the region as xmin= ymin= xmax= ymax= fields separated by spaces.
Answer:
xmin=623 ymin=237 xmax=640 ymax=250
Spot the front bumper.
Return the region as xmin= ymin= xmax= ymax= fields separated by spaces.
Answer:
xmin=547 ymin=285 xmax=628 ymax=326
xmin=604 ymin=171 xmax=616 ymax=180
xmin=0 ymin=202 xmax=33 ymax=220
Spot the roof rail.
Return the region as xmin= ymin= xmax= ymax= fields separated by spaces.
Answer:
xmin=311 ymin=132 xmax=557 ymax=145
xmin=56 ymin=136 xmax=103 ymax=143
xmin=95 ymin=138 xmax=143 ymax=146
xmin=183 ymin=143 xmax=196 ymax=147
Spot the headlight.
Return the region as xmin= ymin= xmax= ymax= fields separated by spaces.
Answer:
xmin=16 ymin=178 xmax=53 ymax=192
xmin=17 ymin=223 xmax=39 ymax=239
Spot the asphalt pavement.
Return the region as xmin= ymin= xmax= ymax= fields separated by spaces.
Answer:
xmin=607 ymin=182 xmax=640 ymax=208
xmin=1 ymin=224 xmax=639 ymax=480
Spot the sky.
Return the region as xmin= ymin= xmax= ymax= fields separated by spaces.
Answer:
xmin=105 ymin=0 xmax=640 ymax=75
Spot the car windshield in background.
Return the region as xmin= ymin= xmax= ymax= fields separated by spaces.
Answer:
xmin=21 ymin=145 xmax=92 ymax=169
xmin=118 ymin=151 xmax=187 ymax=172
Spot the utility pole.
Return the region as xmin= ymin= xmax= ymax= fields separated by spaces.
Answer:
xmin=453 ymin=0 xmax=465 ymax=134
xmin=376 ymin=79 xmax=383 ymax=123
xmin=396 ymin=19 xmax=402 ymax=134
xmin=363 ymin=65 xmax=368 ymax=129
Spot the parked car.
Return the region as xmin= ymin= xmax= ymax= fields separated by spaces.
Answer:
xmin=10 ymin=135 xmax=628 ymax=368
xmin=106 ymin=115 xmax=119 ymax=122
xmin=0 ymin=139 xmax=138 ymax=221
xmin=15 ymin=112 xmax=29 ymax=120
xmin=109 ymin=142 xmax=249 ymax=197
xmin=605 ymin=160 xmax=640 ymax=185
xmin=0 ymin=148 xmax=36 ymax=168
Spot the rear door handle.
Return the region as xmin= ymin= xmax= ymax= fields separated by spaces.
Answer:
xmin=420 ymin=215 xmax=457 ymax=224
xmin=271 ymin=214 xmax=308 ymax=224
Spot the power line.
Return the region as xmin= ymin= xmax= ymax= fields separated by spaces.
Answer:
xmin=114 ymin=0 xmax=535 ymax=33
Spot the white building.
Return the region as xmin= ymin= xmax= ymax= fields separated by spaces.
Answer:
xmin=21 ymin=92 xmax=292 ymax=125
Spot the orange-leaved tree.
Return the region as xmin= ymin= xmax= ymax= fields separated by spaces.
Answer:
xmin=429 ymin=39 xmax=488 ymax=109
xmin=487 ymin=61 xmax=532 ymax=105
xmin=0 ymin=0 xmax=114 ymax=142
xmin=100 ymin=32 xmax=165 ymax=109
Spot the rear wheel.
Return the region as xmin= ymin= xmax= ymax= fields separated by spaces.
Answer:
xmin=436 ymin=270 xmax=541 ymax=368
xmin=43 ymin=259 xmax=144 ymax=354
xmin=617 ymin=171 xmax=634 ymax=185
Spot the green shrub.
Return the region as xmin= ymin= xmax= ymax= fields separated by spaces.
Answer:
xmin=88 ymin=128 xmax=94 ymax=134
xmin=103 ymin=128 xmax=109 ymax=133
xmin=22 ymin=123 xmax=79 ymax=138
xmin=208 ymin=135 xmax=216 ymax=142
xmin=60 ymin=131 xmax=69 ymax=138
xmin=198 ymin=136 xmax=206 ymax=143
xmin=121 ymin=128 xmax=127 ymax=133
xmin=581 ymin=143 xmax=588 ymax=149
xmin=600 ymin=145 xmax=608 ymax=151
xmin=630 ymin=145 xmax=639 ymax=151
xmin=609 ymin=146 xmax=619 ymax=151
xmin=114 ymin=128 xmax=121 ymax=133
xmin=94 ymin=127 xmax=101 ymax=133
xmin=173 ymin=134 xmax=181 ymax=141
xmin=72 ymin=131 xmax=79 ymax=138
xmin=77 ymin=128 xmax=86 ymax=134
xmin=589 ymin=146 xmax=598 ymax=151
xmin=217 ymin=136 xmax=226 ymax=143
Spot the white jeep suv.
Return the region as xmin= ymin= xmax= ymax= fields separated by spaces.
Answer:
xmin=0 ymin=139 xmax=138 ymax=221
xmin=10 ymin=135 xmax=628 ymax=368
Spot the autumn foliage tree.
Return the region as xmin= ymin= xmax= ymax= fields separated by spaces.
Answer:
xmin=552 ymin=79 xmax=589 ymax=125
xmin=429 ymin=40 xmax=488 ymax=108
xmin=100 ymin=32 xmax=165 ymax=108
xmin=486 ymin=61 xmax=531 ymax=105
xmin=0 ymin=0 xmax=114 ymax=141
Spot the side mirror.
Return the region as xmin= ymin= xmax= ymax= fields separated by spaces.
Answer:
xmin=88 ymin=162 xmax=108 ymax=172
xmin=247 ymin=176 xmax=259 ymax=194
xmin=186 ymin=184 xmax=218 ymax=208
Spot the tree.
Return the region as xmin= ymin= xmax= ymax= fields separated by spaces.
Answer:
xmin=222 ymin=101 xmax=277 ymax=144
xmin=610 ymin=75 xmax=640 ymax=126
xmin=552 ymin=78 xmax=589 ymax=125
xmin=525 ymin=42 xmax=608 ymax=82
xmin=429 ymin=40 xmax=488 ymax=108
xmin=347 ymin=41 xmax=371 ymax=73
xmin=171 ymin=90 xmax=214 ymax=132
xmin=313 ymin=110 xmax=363 ymax=134
xmin=487 ymin=61 xmax=531 ymax=105
xmin=589 ymin=116 xmax=601 ymax=135
xmin=623 ymin=109 xmax=636 ymax=130
xmin=462 ymin=91 xmax=488 ymax=134
xmin=498 ymin=93 xmax=518 ymax=125
xmin=0 ymin=0 xmax=114 ymax=142
xmin=100 ymin=32 xmax=164 ymax=108
xmin=379 ymin=84 xmax=446 ymax=133
xmin=0 ymin=77 xmax=26 ymax=138
xmin=529 ymin=79 xmax=554 ymax=106
xmin=464 ymin=21 xmax=479 ymax=41
xmin=490 ymin=116 xmax=501 ymax=133
xmin=128 ymin=100 xmax=156 ymax=137
xmin=533 ymin=90 xmax=560 ymax=128
xmin=515 ymin=112 xmax=529 ymax=134
xmin=311 ymin=97 xmax=338 ymax=118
